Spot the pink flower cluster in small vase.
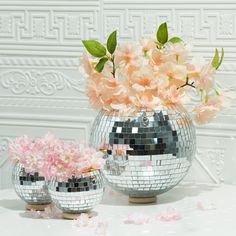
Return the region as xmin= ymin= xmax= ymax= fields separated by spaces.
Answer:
xmin=81 ymin=22 xmax=230 ymax=124
xmin=8 ymin=133 xmax=105 ymax=182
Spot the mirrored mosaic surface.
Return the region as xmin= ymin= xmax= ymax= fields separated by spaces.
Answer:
xmin=12 ymin=163 xmax=51 ymax=204
xmin=90 ymin=104 xmax=196 ymax=197
xmin=49 ymin=170 xmax=104 ymax=213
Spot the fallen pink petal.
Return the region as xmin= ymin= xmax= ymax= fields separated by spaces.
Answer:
xmin=157 ymin=207 xmax=182 ymax=222
xmin=41 ymin=205 xmax=62 ymax=219
xmin=124 ymin=213 xmax=151 ymax=225
xmin=94 ymin=221 xmax=109 ymax=235
xmin=196 ymin=201 xmax=217 ymax=211
xmin=27 ymin=209 xmax=43 ymax=219
xmin=74 ymin=213 xmax=95 ymax=228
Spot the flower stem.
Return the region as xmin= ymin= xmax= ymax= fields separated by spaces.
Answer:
xmin=177 ymin=77 xmax=195 ymax=90
xmin=110 ymin=55 xmax=116 ymax=78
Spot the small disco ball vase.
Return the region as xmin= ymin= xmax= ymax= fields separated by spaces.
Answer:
xmin=90 ymin=104 xmax=196 ymax=203
xmin=12 ymin=162 xmax=51 ymax=210
xmin=48 ymin=170 xmax=104 ymax=219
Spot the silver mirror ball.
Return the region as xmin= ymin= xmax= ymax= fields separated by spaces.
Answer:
xmin=90 ymin=104 xmax=196 ymax=199
xmin=12 ymin=163 xmax=51 ymax=206
xmin=48 ymin=170 xmax=104 ymax=214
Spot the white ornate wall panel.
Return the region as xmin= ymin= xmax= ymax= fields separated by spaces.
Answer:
xmin=0 ymin=0 xmax=235 ymax=189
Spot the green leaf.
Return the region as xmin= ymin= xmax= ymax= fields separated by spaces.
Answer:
xmin=215 ymin=89 xmax=220 ymax=96
xmin=82 ymin=40 xmax=106 ymax=58
xmin=107 ymin=30 xmax=117 ymax=54
xmin=211 ymin=48 xmax=219 ymax=68
xmin=169 ymin=37 xmax=183 ymax=43
xmin=95 ymin=57 xmax=108 ymax=72
xmin=156 ymin=22 xmax=168 ymax=45
xmin=216 ymin=48 xmax=224 ymax=70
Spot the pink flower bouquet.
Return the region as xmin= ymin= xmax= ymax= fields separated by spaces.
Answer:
xmin=36 ymin=134 xmax=105 ymax=218
xmin=9 ymin=135 xmax=52 ymax=209
xmin=9 ymin=135 xmax=44 ymax=174
xmin=81 ymin=22 xmax=229 ymax=124
xmin=38 ymin=133 xmax=105 ymax=182
xmin=9 ymin=133 xmax=105 ymax=182
xmin=9 ymin=134 xmax=105 ymax=216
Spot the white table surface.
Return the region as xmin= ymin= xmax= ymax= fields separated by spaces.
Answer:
xmin=0 ymin=183 xmax=236 ymax=236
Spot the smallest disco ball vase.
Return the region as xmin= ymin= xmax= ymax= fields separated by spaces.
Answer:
xmin=12 ymin=163 xmax=52 ymax=211
xmin=90 ymin=104 xmax=196 ymax=203
xmin=48 ymin=170 xmax=104 ymax=220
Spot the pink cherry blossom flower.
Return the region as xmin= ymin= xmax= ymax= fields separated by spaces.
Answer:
xmin=130 ymin=93 xmax=161 ymax=111
xmin=158 ymin=62 xmax=187 ymax=83
xmin=164 ymin=42 xmax=190 ymax=63
xmin=8 ymin=135 xmax=45 ymax=174
xmin=86 ymin=78 xmax=105 ymax=111
xmin=115 ymin=43 xmax=140 ymax=66
xmin=192 ymin=103 xmax=219 ymax=125
xmin=130 ymin=65 xmax=158 ymax=92
xmin=140 ymin=38 xmax=156 ymax=54
xmin=166 ymin=85 xmax=185 ymax=104
xmin=207 ymin=92 xmax=232 ymax=110
xmin=150 ymin=49 xmax=167 ymax=67
xmin=156 ymin=75 xmax=169 ymax=90
xmin=196 ymin=63 xmax=216 ymax=92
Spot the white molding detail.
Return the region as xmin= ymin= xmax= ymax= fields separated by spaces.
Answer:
xmin=103 ymin=0 xmax=236 ymax=3
xmin=0 ymin=0 xmax=236 ymax=188
xmin=0 ymin=57 xmax=79 ymax=68
xmin=0 ymin=70 xmax=85 ymax=96
xmin=195 ymin=147 xmax=225 ymax=184
xmin=0 ymin=1 xmax=100 ymax=56
xmin=0 ymin=137 xmax=11 ymax=168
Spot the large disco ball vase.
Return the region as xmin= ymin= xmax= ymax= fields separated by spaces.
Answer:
xmin=90 ymin=104 xmax=196 ymax=203
xmin=48 ymin=170 xmax=104 ymax=219
xmin=12 ymin=163 xmax=52 ymax=210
